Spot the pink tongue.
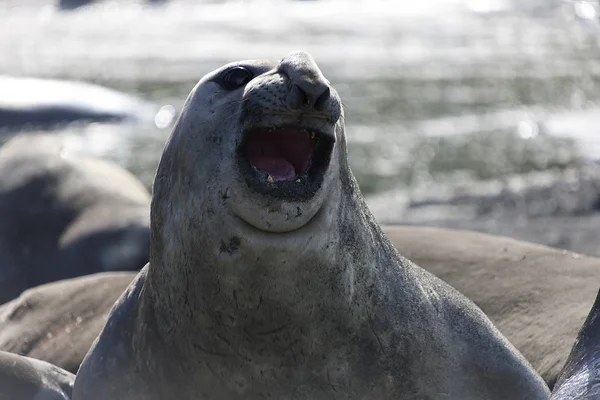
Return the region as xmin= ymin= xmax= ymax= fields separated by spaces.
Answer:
xmin=252 ymin=156 xmax=296 ymax=181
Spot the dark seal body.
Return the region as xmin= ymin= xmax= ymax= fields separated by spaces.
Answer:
xmin=385 ymin=225 xmax=600 ymax=388
xmin=0 ymin=350 xmax=74 ymax=400
xmin=551 ymin=288 xmax=600 ymax=399
xmin=0 ymin=134 xmax=149 ymax=303
xmin=73 ymin=52 xmax=549 ymax=399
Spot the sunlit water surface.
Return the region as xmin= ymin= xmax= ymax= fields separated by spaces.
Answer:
xmin=4 ymin=0 xmax=600 ymax=254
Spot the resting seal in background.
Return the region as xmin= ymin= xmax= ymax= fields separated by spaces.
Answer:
xmin=0 ymin=76 xmax=157 ymax=132
xmin=0 ymin=134 xmax=149 ymax=304
xmin=551 ymin=288 xmax=600 ymax=399
xmin=0 ymin=350 xmax=74 ymax=400
xmin=58 ymin=0 xmax=165 ymax=11
xmin=0 ymin=272 xmax=135 ymax=374
xmin=71 ymin=51 xmax=548 ymax=399
xmin=385 ymin=225 xmax=600 ymax=388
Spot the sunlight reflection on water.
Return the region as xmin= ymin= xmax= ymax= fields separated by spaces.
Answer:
xmin=2 ymin=0 xmax=600 ymax=199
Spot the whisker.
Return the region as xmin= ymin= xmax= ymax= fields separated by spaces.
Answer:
xmin=225 ymin=109 xmax=245 ymax=123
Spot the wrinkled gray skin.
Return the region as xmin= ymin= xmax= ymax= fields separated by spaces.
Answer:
xmin=73 ymin=52 xmax=550 ymax=399
xmin=551 ymin=288 xmax=600 ymax=399
xmin=0 ymin=134 xmax=150 ymax=304
xmin=0 ymin=350 xmax=74 ymax=400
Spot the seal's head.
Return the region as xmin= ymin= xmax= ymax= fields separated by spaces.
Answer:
xmin=152 ymin=51 xmax=343 ymax=242
xmin=234 ymin=53 xmax=342 ymax=232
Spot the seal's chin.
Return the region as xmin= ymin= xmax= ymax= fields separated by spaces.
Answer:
xmin=237 ymin=126 xmax=334 ymax=201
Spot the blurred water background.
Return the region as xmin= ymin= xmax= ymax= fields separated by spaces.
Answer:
xmin=4 ymin=0 xmax=600 ymax=254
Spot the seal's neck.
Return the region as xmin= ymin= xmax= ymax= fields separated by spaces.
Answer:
xmin=148 ymin=201 xmax=354 ymax=332
xmin=145 ymin=160 xmax=398 ymax=359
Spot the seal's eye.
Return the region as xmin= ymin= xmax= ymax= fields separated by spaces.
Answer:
xmin=218 ymin=67 xmax=253 ymax=90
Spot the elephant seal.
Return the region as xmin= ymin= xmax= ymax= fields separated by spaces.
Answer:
xmin=384 ymin=225 xmax=600 ymax=388
xmin=0 ymin=350 xmax=74 ymax=400
xmin=73 ymin=51 xmax=549 ymax=399
xmin=0 ymin=272 xmax=135 ymax=374
xmin=0 ymin=134 xmax=149 ymax=304
xmin=3 ymin=225 xmax=597 ymax=388
xmin=0 ymin=76 xmax=157 ymax=132
xmin=551 ymin=288 xmax=600 ymax=399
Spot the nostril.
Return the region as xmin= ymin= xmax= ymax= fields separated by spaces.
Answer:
xmin=287 ymin=83 xmax=330 ymax=111
xmin=314 ymin=87 xmax=330 ymax=111
xmin=303 ymin=91 xmax=311 ymax=107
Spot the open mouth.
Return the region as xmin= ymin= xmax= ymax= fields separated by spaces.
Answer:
xmin=247 ymin=128 xmax=316 ymax=182
xmin=238 ymin=126 xmax=334 ymax=197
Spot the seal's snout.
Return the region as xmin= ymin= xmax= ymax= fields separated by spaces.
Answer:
xmin=287 ymin=84 xmax=331 ymax=112
xmin=279 ymin=51 xmax=335 ymax=115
